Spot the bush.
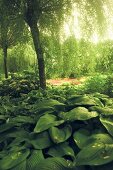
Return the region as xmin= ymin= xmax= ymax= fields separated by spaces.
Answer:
xmin=0 ymin=71 xmax=39 ymax=97
xmin=83 ymin=74 xmax=108 ymax=94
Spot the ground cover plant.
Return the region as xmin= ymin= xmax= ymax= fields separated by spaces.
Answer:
xmin=1 ymin=75 xmax=113 ymax=170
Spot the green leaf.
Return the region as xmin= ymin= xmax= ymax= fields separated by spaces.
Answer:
xmin=74 ymin=129 xmax=113 ymax=149
xmin=100 ymin=116 xmax=113 ymax=136
xmin=28 ymin=131 xmax=53 ymax=149
xmin=34 ymin=157 xmax=74 ymax=170
xmin=35 ymin=99 xmax=65 ymax=113
xmin=67 ymin=95 xmax=102 ymax=107
xmin=49 ymin=125 xmax=72 ymax=143
xmin=9 ymin=116 xmax=35 ymax=124
xmin=89 ymin=106 xmax=113 ymax=116
xmin=11 ymin=160 xmax=26 ymax=170
xmin=34 ymin=114 xmax=64 ymax=133
xmin=76 ymin=143 xmax=113 ymax=166
xmin=27 ymin=150 xmax=44 ymax=170
xmin=0 ymin=123 xmax=15 ymax=133
xmin=59 ymin=107 xmax=98 ymax=121
xmin=73 ymin=129 xmax=91 ymax=149
xmin=0 ymin=149 xmax=30 ymax=170
xmin=47 ymin=142 xmax=75 ymax=160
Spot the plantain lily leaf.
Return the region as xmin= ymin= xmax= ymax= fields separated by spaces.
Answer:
xmin=73 ymin=129 xmax=91 ymax=149
xmin=49 ymin=125 xmax=72 ymax=144
xmin=34 ymin=157 xmax=74 ymax=170
xmin=47 ymin=142 xmax=75 ymax=160
xmin=59 ymin=107 xmax=98 ymax=121
xmin=67 ymin=95 xmax=103 ymax=107
xmin=89 ymin=106 xmax=113 ymax=116
xmin=35 ymin=99 xmax=65 ymax=113
xmin=0 ymin=115 xmax=8 ymax=121
xmin=76 ymin=143 xmax=113 ymax=166
xmin=100 ymin=116 xmax=113 ymax=136
xmin=9 ymin=115 xmax=35 ymax=124
xmin=0 ymin=123 xmax=16 ymax=133
xmin=11 ymin=160 xmax=26 ymax=170
xmin=28 ymin=131 xmax=53 ymax=149
xmin=0 ymin=149 xmax=30 ymax=170
xmin=27 ymin=150 xmax=44 ymax=170
xmin=74 ymin=129 xmax=113 ymax=149
xmin=34 ymin=114 xmax=64 ymax=133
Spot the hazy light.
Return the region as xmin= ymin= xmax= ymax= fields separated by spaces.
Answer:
xmin=63 ymin=2 xmax=113 ymax=43
xmin=91 ymin=33 xmax=99 ymax=44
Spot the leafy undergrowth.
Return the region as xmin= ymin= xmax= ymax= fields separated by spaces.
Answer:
xmin=1 ymin=83 xmax=113 ymax=170
xmin=0 ymin=71 xmax=39 ymax=97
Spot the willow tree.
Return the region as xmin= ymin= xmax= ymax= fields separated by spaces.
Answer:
xmin=3 ymin=0 xmax=71 ymax=89
xmin=0 ymin=1 xmax=29 ymax=79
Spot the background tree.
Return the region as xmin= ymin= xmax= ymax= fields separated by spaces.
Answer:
xmin=0 ymin=1 xmax=29 ymax=78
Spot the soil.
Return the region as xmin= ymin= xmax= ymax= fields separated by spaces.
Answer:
xmin=47 ymin=77 xmax=86 ymax=86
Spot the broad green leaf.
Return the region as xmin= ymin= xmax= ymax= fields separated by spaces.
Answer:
xmin=28 ymin=131 xmax=53 ymax=149
xmin=0 ymin=115 xmax=8 ymax=121
xmin=9 ymin=115 xmax=35 ymax=124
xmin=27 ymin=150 xmax=44 ymax=170
xmin=35 ymin=99 xmax=65 ymax=113
xmin=76 ymin=143 xmax=113 ymax=166
xmin=47 ymin=142 xmax=75 ymax=160
xmin=89 ymin=106 xmax=113 ymax=116
xmin=73 ymin=129 xmax=91 ymax=149
xmin=59 ymin=107 xmax=98 ymax=121
xmin=91 ymin=93 xmax=109 ymax=99
xmin=34 ymin=157 xmax=74 ymax=170
xmin=100 ymin=116 xmax=113 ymax=136
xmin=49 ymin=125 xmax=72 ymax=143
xmin=74 ymin=129 xmax=113 ymax=149
xmin=11 ymin=160 xmax=26 ymax=170
xmin=0 ymin=123 xmax=15 ymax=133
xmin=34 ymin=114 xmax=64 ymax=133
xmin=67 ymin=95 xmax=102 ymax=107
xmin=0 ymin=149 xmax=30 ymax=170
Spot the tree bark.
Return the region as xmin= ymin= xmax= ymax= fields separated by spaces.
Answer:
xmin=3 ymin=45 xmax=8 ymax=79
xmin=25 ymin=0 xmax=46 ymax=89
xmin=30 ymin=23 xmax=46 ymax=89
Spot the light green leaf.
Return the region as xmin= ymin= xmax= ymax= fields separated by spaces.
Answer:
xmin=73 ymin=129 xmax=91 ymax=149
xmin=9 ymin=116 xmax=35 ymax=124
xmin=100 ymin=116 xmax=113 ymax=136
xmin=76 ymin=143 xmax=113 ymax=166
xmin=67 ymin=95 xmax=102 ymax=107
xmin=0 ymin=149 xmax=30 ymax=170
xmin=74 ymin=129 xmax=113 ymax=149
xmin=34 ymin=114 xmax=64 ymax=133
xmin=89 ymin=106 xmax=113 ymax=116
xmin=49 ymin=125 xmax=72 ymax=143
xmin=59 ymin=107 xmax=98 ymax=121
xmin=34 ymin=157 xmax=74 ymax=170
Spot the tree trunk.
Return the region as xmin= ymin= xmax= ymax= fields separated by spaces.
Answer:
xmin=30 ymin=23 xmax=46 ymax=89
xmin=3 ymin=46 xmax=8 ymax=79
xmin=25 ymin=0 xmax=46 ymax=89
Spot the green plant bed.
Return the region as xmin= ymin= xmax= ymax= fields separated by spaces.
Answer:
xmin=1 ymin=90 xmax=113 ymax=170
xmin=0 ymin=71 xmax=39 ymax=97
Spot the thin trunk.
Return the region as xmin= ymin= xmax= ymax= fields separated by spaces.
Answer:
xmin=30 ymin=23 xmax=46 ymax=89
xmin=25 ymin=0 xmax=46 ymax=89
xmin=3 ymin=46 xmax=8 ymax=79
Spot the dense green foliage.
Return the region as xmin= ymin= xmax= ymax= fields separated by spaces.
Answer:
xmin=0 ymin=39 xmax=113 ymax=78
xmin=1 ymin=74 xmax=113 ymax=169
xmin=0 ymin=0 xmax=113 ymax=169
